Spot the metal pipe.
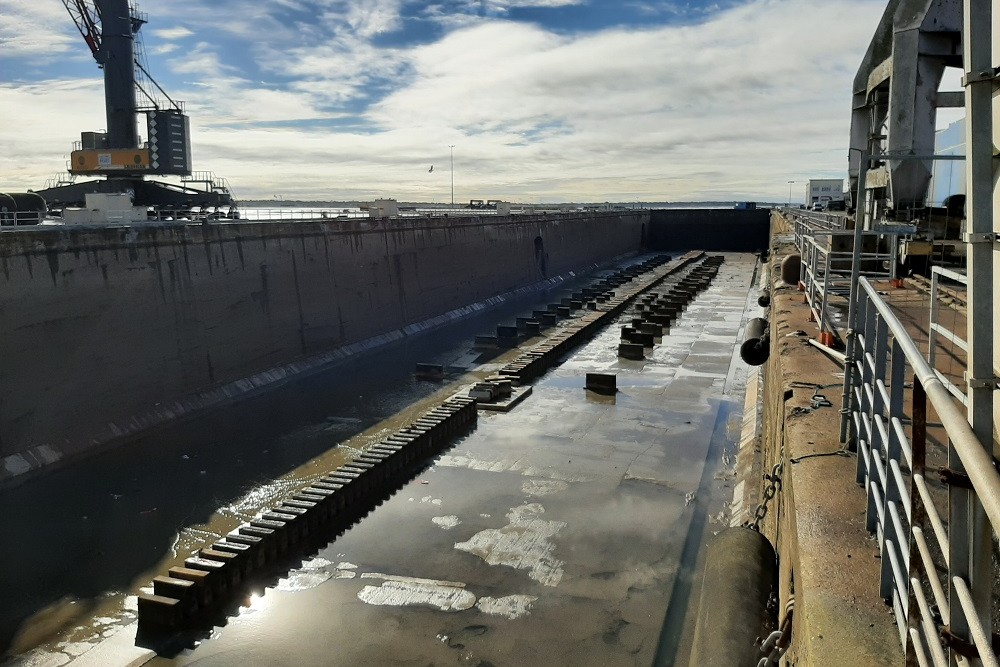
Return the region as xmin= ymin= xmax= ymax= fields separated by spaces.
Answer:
xmin=909 ymin=627 xmax=932 ymax=667
xmin=960 ymin=0 xmax=996 ymax=649
xmin=859 ymin=278 xmax=1000 ymax=538
xmin=807 ymin=338 xmax=846 ymax=364
xmin=912 ymin=579 xmax=950 ymax=667
xmin=841 ymin=152 xmax=869 ymax=443
xmin=913 ymin=526 xmax=950 ymax=623
xmin=952 ymin=577 xmax=1000 ymax=667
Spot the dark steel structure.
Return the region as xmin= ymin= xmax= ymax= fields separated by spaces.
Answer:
xmin=37 ymin=0 xmax=235 ymax=215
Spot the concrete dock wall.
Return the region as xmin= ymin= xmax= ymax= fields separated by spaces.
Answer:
xmin=0 ymin=212 xmax=645 ymax=483
xmin=647 ymin=209 xmax=770 ymax=252
xmin=748 ymin=212 xmax=900 ymax=665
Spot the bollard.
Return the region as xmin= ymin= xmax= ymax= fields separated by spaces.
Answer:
xmin=618 ymin=342 xmax=645 ymax=360
xmin=757 ymin=291 xmax=771 ymax=308
xmin=474 ymin=335 xmax=498 ymax=348
xmin=623 ymin=330 xmax=656 ymax=347
xmin=637 ymin=322 xmax=663 ymax=336
xmin=689 ymin=527 xmax=777 ymax=667
xmin=740 ymin=317 xmax=770 ymax=366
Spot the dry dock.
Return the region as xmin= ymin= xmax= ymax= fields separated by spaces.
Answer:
xmin=7 ymin=252 xmax=760 ymax=666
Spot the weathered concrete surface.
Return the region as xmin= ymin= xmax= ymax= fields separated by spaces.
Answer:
xmin=761 ymin=213 xmax=901 ymax=665
xmin=0 ymin=212 xmax=645 ymax=484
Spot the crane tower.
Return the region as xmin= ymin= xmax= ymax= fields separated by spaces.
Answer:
xmin=37 ymin=0 xmax=235 ymax=216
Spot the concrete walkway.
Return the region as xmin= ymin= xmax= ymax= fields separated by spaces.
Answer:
xmin=757 ymin=212 xmax=970 ymax=665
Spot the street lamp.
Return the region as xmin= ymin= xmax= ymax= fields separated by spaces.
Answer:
xmin=449 ymin=145 xmax=456 ymax=207
xmin=787 ymin=180 xmax=795 ymax=207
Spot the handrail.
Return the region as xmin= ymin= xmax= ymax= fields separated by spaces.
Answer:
xmin=927 ymin=267 xmax=968 ymax=405
xmin=849 ymin=277 xmax=998 ymax=662
xmin=857 ymin=277 xmax=1000 ymax=534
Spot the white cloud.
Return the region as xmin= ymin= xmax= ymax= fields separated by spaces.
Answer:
xmin=340 ymin=0 xmax=405 ymax=37
xmin=152 ymin=26 xmax=194 ymax=40
xmin=488 ymin=0 xmax=583 ymax=8
xmin=0 ymin=0 xmax=79 ymax=59
xmin=0 ymin=79 xmax=105 ymax=186
xmin=0 ymin=0 xmax=890 ymax=203
xmin=151 ymin=43 xmax=180 ymax=56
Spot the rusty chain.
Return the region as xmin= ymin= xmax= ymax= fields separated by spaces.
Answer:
xmin=757 ymin=597 xmax=795 ymax=666
xmin=746 ymin=462 xmax=783 ymax=532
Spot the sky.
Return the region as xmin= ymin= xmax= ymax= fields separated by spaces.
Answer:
xmin=0 ymin=0 xmax=961 ymax=203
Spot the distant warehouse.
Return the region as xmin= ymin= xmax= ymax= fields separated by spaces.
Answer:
xmin=806 ymin=179 xmax=845 ymax=206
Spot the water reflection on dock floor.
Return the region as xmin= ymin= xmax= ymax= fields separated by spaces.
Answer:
xmin=1 ymin=269 xmax=611 ymax=660
xmin=6 ymin=253 xmax=758 ymax=667
xmin=145 ymin=254 xmax=757 ymax=667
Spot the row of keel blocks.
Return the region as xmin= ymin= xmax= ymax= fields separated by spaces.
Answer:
xmin=137 ymin=397 xmax=477 ymax=631
xmin=617 ymin=256 xmax=724 ymax=360
xmin=483 ymin=271 xmax=631 ymax=350
xmin=492 ymin=254 xmax=678 ymax=383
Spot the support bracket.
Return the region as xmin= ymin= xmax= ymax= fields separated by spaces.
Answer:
xmin=938 ymin=467 xmax=973 ymax=489
xmin=961 ymin=67 xmax=1000 ymax=85
xmin=961 ymin=232 xmax=999 ymax=244
xmin=968 ymin=376 xmax=1000 ymax=390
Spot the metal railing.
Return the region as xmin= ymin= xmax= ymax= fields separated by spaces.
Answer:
xmin=927 ymin=266 xmax=969 ymax=406
xmin=789 ymin=208 xmax=846 ymax=248
xmin=786 ymin=208 xmax=912 ymax=336
xmin=846 ymin=276 xmax=1000 ymax=665
xmin=0 ymin=211 xmax=46 ymax=227
xmin=799 ymin=228 xmax=897 ymax=333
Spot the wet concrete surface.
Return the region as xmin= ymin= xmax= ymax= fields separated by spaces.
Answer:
xmin=0 ymin=268 xmax=621 ymax=661
xmin=4 ymin=253 xmax=759 ymax=667
xmin=131 ymin=254 xmax=758 ymax=667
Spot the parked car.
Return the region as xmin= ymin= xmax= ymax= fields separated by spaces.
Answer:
xmin=811 ymin=202 xmax=824 ymax=211
xmin=825 ymin=199 xmax=846 ymax=211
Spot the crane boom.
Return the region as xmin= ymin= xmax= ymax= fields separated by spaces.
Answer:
xmin=61 ymin=0 xmax=102 ymax=61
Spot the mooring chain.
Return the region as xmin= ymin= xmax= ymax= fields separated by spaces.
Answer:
xmin=757 ymin=597 xmax=795 ymax=667
xmin=746 ymin=462 xmax=783 ymax=532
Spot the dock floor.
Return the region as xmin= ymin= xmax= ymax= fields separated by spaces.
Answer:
xmin=123 ymin=254 xmax=757 ymax=666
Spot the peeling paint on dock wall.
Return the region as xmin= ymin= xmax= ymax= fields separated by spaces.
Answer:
xmin=0 ymin=213 xmax=645 ymax=483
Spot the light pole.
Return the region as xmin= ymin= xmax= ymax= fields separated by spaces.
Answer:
xmin=787 ymin=180 xmax=795 ymax=207
xmin=449 ymin=145 xmax=455 ymax=207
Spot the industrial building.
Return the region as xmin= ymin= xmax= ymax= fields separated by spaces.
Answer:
xmin=805 ymin=178 xmax=845 ymax=205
